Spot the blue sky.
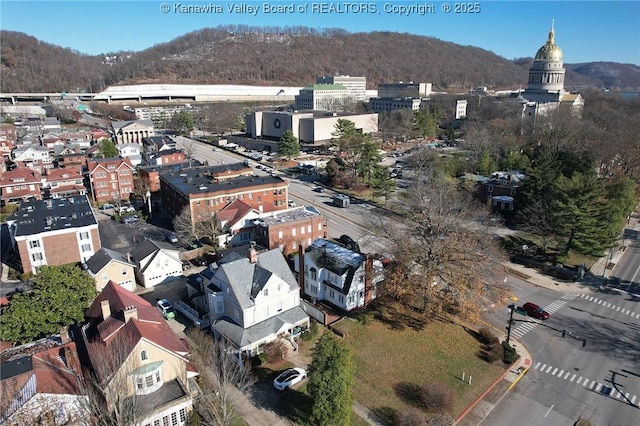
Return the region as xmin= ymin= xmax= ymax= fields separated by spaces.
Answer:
xmin=2 ymin=1 xmax=639 ymax=65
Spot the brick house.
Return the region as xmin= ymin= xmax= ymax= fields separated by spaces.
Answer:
xmin=52 ymin=145 xmax=86 ymax=174
xmin=159 ymin=163 xmax=288 ymax=221
xmin=137 ymin=163 xmax=187 ymax=193
xmin=0 ymin=123 xmax=17 ymax=163
xmin=145 ymin=148 xmax=187 ymax=166
xmin=42 ymin=168 xmax=86 ymax=199
xmin=87 ymin=157 xmax=134 ymax=204
xmin=0 ymin=167 xmax=42 ymax=205
xmin=7 ymin=195 xmax=101 ymax=274
xmin=253 ymin=206 xmax=328 ymax=255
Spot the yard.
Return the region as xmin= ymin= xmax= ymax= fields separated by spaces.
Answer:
xmin=273 ymin=306 xmax=506 ymax=424
xmin=331 ymin=310 xmax=505 ymax=422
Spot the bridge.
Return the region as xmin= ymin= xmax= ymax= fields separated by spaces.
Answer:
xmin=0 ymin=84 xmax=302 ymax=105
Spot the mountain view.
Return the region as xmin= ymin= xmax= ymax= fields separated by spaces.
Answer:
xmin=1 ymin=25 xmax=639 ymax=93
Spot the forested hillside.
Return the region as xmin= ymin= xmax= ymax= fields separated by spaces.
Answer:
xmin=1 ymin=26 xmax=638 ymax=93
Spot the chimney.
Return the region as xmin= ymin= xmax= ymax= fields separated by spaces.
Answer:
xmin=123 ymin=306 xmax=138 ymax=323
xmin=298 ymin=244 xmax=305 ymax=297
xmin=364 ymin=254 xmax=374 ymax=306
xmin=60 ymin=326 xmax=71 ymax=344
xmin=100 ymin=300 xmax=111 ymax=320
xmin=249 ymin=241 xmax=258 ymax=264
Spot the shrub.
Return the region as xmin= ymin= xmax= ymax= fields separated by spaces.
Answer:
xmin=419 ymin=382 xmax=454 ymax=414
xmin=251 ymin=352 xmax=269 ymax=367
xmin=394 ymin=408 xmax=427 ymax=426
xmin=483 ymin=343 xmax=503 ymax=363
xmin=502 ymin=341 xmax=519 ymax=364
xmin=264 ymin=340 xmax=289 ymax=362
xmin=478 ymin=327 xmax=499 ymax=345
xmin=300 ymin=320 xmax=319 ymax=342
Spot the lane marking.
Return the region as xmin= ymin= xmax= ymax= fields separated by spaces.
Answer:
xmin=544 ymin=404 xmax=554 ymax=418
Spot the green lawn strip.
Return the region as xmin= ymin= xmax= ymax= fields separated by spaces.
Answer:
xmin=338 ymin=318 xmax=505 ymax=417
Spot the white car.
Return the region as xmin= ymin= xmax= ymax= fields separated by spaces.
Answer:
xmin=273 ymin=367 xmax=307 ymax=391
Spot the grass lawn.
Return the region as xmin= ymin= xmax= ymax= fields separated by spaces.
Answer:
xmin=333 ymin=312 xmax=505 ymax=421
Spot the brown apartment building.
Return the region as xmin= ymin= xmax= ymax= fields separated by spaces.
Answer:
xmin=0 ymin=123 xmax=17 ymax=164
xmin=7 ymin=195 xmax=101 ymax=274
xmin=159 ymin=163 xmax=288 ymax=221
xmin=87 ymin=157 xmax=134 ymax=204
xmin=0 ymin=167 xmax=42 ymax=205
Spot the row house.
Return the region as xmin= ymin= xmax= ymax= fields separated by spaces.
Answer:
xmin=42 ymin=168 xmax=86 ymax=199
xmin=87 ymin=157 xmax=134 ymax=204
xmin=7 ymin=195 xmax=101 ymax=274
xmin=110 ymin=119 xmax=154 ymax=145
xmin=159 ymin=164 xmax=287 ymax=222
xmin=12 ymin=145 xmax=53 ymax=174
xmin=0 ymin=123 xmax=17 ymax=163
xmin=0 ymin=167 xmax=42 ymax=205
xmin=52 ymin=145 xmax=86 ymax=173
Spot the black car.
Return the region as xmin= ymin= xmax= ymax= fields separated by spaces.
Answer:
xmin=338 ymin=235 xmax=360 ymax=252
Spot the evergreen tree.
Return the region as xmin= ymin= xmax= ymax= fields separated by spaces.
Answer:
xmin=370 ymin=165 xmax=397 ymax=205
xmin=308 ymin=333 xmax=355 ymax=426
xmin=0 ymin=264 xmax=97 ymax=344
xmin=476 ymin=150 xmax=498 ymax=176
xmin=97 ymin=138 xmax=118 ymax=158
xmin=169 ymin=110 xmax=195 ymax=136
xmin=550 ymin=172 xmax=613 ymax=257
xmin=278 ymin=130 xmax=300 ymax=160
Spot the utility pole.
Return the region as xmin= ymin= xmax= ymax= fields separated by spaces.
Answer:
xmin=506 ymin=304 xmax=515 ymax=344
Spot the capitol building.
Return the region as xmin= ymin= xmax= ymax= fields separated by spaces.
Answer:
xmin=520 ymin=22 xmax=584 ymax=123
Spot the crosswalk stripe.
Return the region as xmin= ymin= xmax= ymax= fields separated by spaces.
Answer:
xmin=616 ymin=306 xmax=621 ymax=311
xmin=616 ymin=391 xmax=623 ymax=399
xmin=612 ymin=305 xmax=617 ymax=310
xmin=606 ymin=302 xmax=611 ymax=308
xmin=570 ymin=374 xmax=576 ymax=382
xmin=598 ymin=300 xmax=603 ymax=305
xmin=545 ymin=365 xmax=553 ymax=373
xmin=626 ymin=392 xmax=630 ymax=401
xmin=558 ymin=370 xmax=564 ymax=377
xmin=564 ymin=371 xmax=571 ymax=379
xmin=587 ymin=296 xmax=593 ymax=301
xmin=589 ymin=380 xmax=596 ymax=389
xmin=540 ymin=364 xmax=547 ymax=371
xmin=535 ymin=362 xmax=541 ymax=369
xmin=631 ymin=395 xmax=637 ymax=405
xmin=552 ymin=368 xmax=558 ymax=375
xmin=583 ymin=378 xmax=591 ymax=387
xmin=577 ymin=376 xmax=583 ymax=384
xmin=595 ymin=383 xmax=602 ymax=392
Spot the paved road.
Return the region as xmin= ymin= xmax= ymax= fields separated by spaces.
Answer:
xmin=483 ymin=284 xmax=640 ymax=426
xmin=609 ymin=230 xmax=640 ymax=295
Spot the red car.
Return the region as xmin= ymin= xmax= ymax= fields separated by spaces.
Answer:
xmin=522 ymin=302 xmax=550 ymax=320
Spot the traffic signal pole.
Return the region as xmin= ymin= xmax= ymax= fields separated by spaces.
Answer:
xmin=506 ymin=304 xmax=515 ymax=344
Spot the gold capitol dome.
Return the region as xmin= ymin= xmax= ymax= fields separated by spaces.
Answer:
xmin=534 ymin=20 xmax=563 ymax=62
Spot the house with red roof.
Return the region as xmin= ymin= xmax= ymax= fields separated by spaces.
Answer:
xmin=42 ymin=168 xmax=86 ymax=199
xmin=79 ymin=281 xmax=196 ymax=426
xmin=0 ymin=332 xmax=86 ymax=425
xmin=0 ymin=167 xmax=42 ymax=205
xmin=216 ymin=199 xmax=262 ymax=247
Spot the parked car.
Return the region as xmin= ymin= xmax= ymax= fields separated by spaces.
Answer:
xmin=156 ymin=299 xmax=176 ymax=320
xmin=182 ymin=261 xmax=192 ymax=270
xmin=522 ymin=302 xmax=550 ymax=320
xmin=288 ymin=200 xmax=297 ymax=207
xmin=121 ymin=214 xmax=139 ymax=224
xmin=118 ymin=205 xmax=136 ymax=215
xmin=100 ymin=203 xmax=114 ymax=210
xmin=313 ymin=187 xmax=324 ymax=193
xmin=167 ymin=233 xmax=178 ymax=244
xmin=338 ymin=234 xmax=360 ymax=252
xmin=273 ymin=367 xmax=307 ymax=391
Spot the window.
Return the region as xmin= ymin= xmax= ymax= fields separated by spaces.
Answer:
xmin=301 ymin=226 xmax=305 ymax=235
xmin=133 ymin=362 xmax=163 ymax=395
xmin=257 ymin=196 xmax=261 ymax=202
xmin=163 ymin=416 xmax=169 ymax=426
xmin=317 ymin=223 xmax=322 ymax=231
xmin=292 ymin=228 xmax=296 ymax=237
xmin=154 ymin=420 xmax=160 ymax=426
xmin=329 ymin=289 xmax=334 ymax=298
xmin=29 ymin=240 xmax=40 ymax=249
xmin=278 ymin=230 xmax=284 ymax=239
xmin=179 ymin=409 xmax=187 ymax=423
xmin=121 ymin=268 xmax=127 ymax=275
xmin=82 ymin=244 xmax=92 ymax=252
xmin=171 ymin=413 xmax=178 ymax=426
xmin=32 ymin=252 xmax=43 ymax=261
xmin=310 ymin=267 xmax=317 ymax=280
xmin=263 ymin=288 xmax=269 ymax=297
xmin=79 ymin=231 xmax=89 ymax=240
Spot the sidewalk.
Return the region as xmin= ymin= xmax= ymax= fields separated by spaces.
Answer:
xmin=455 ymin=338 xmax=532 ymax=426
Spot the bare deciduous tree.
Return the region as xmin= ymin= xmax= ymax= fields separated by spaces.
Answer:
xmin=172 ymin=206 xmax=222 ymax=246
xmin=186 ymin=328 xmax=253 ymax=426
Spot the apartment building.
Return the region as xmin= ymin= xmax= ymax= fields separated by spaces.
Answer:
xmin=8 ymin=195 xmax=101 ymax=274
xmin=159 ymin=164 xmax=287 ymax=221
xmin=87 ymin=157 xmax=134 ymax=204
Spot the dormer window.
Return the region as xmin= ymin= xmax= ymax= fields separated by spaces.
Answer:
xmin=141 ymin=350 xmax=148 ymax=361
